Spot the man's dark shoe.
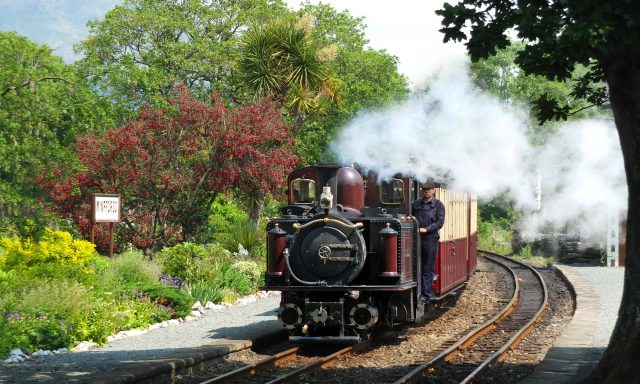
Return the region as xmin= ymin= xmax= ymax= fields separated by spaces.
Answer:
xmin=418 ymin=295 xmax=429 ymax=303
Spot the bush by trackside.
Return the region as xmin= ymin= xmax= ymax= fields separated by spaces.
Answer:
xmin=123 ymin=282 xmax=194 ymax=318
xmin=158 ymin=242 xmax=230 ymax=284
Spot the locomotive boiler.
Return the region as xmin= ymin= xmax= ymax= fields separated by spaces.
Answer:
xmin=264 ymin=164 xmax=477 ymax=341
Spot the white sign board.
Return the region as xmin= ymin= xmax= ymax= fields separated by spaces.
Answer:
xmin=93 ymin=194 xmax=121 ymax=223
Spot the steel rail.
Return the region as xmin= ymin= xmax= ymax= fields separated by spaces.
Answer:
xmin=266 ymin=343 xmax=362 ymax=384
xmin=393 ymin=253 xmax=520 ymax=383
xmin=459 ymin=252 xmax=549 ymax=383
xmin=198 ymin=347 xmax=299 ymax=384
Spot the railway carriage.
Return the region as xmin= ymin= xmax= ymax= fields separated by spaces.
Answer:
xmin=263 ymin=164 xmax=477 ymax=341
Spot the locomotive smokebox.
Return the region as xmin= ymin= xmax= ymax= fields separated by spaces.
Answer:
xmin=379 ymin=223 xmax=399 ymax=277
xmin=337 ymin=166 xmax=364 ymax=212
xmin=267 ymin=223 xmax=287 ymax=281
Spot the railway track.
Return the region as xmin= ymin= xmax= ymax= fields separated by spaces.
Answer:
xmin=184 ymin=252 xmax=546 ymax=384
xmin=198 ymin=342 xmax=367 ymax=384
xmin=393 ymin=251 xmax=548 ymax=383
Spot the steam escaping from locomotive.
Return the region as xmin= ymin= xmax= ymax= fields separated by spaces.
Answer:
xmin=331 ymin=62 xmax=627 ymax=237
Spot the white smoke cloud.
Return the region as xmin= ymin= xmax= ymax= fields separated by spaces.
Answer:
xmin=331 ymin=61 xmax=627 ymax=235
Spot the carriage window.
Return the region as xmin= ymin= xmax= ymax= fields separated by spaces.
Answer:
xmin=291 ymin=178 xmax=316 ymax=205
xmin=380 ymin=179 xmax=404 ymax=204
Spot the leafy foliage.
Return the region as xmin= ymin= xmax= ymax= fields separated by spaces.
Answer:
xmin=215 ymin=218 xmax=265 ymax=258
xmin=237 ymin=14 xmax=339 ymax=119
xmin=0 ymin=229 xmax=96 ymax=272
xmin=97 ymin=250 xmax=161 ymax=287
xmin=158 ymin=242 xmax=230 ymax=284
xmin=39 ymin=88 xmax=298 ymax=251
xmin=0 ymin=32 xmax=113 ymax=235
xmin=292 ymin=3 xmax=409 ymax=163
xmin=186 ymin=281 xmax=224 ymax=304
xmin=436 ymin=1 xmax=629 ymax=123
xmin=124 ymin=282 xmax=194 ymax=318
xmin=77 ymin=0 xmax=289 ymax=114
xmin=228 ymin=260 xmax=262 ymax=293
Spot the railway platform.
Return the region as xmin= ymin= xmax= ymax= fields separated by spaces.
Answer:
xmin=520 ymin=263 xmax=625 ymax=384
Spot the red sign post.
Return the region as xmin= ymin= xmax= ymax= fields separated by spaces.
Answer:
xmin=91 ymin=194 xmax=121 ymax=257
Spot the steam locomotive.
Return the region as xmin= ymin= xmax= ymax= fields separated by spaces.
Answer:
xmin=264 ymin=164 xmax=478 ymax=341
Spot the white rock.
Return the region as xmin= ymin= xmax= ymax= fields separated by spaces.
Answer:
xmin=53 ymin=348 xmax=68 ymax=354
xmin=205 ymin=302 xmax=226 ymax=310
xmin=4 ymin=349 xmax=29 ymax=363
xmin=71 ymin=341 xmax=97 ymax=352
xmin=167 ymin=319 xmax=181 ymax=326
xmin=33 ymin=349 xmax=53 ymax=357
xmin=122 ymin=330 xmax=147 ymax=337
xmin=189 ymin=310 xmax=203 ymax=318
xmin=192 ymin=301 xmax=205 ymax=311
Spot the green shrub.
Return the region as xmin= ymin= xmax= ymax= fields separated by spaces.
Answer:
xmin=158 ymin=242 xmax=230 ymax=284
xmin=0 ymin=229 xmax=96 ymax=271
xmin=216 ymin=219 xmax=265 ymax=258
xmin=186 ymin=281 xmax=225 ymax=304
xmin=228 ymin=260 xmax=262 ymax=292
xmin=220 ymin=260 xmax=261 ymax=296
xmin=126 ymin=282 xmax=194 ymax=318
xmin=478 ymin=220 xmax=513 ymax=255
xmin=97 ymin=250 xmax=161 ymax=287
xmin=221 ymin=267 xmax=250 ymax=295
xmin=207 ymin=195 xmax=248 ymax=236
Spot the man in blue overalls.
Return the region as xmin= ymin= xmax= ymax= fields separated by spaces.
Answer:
xmin=412 ymin=180 xmax=445 ymax=304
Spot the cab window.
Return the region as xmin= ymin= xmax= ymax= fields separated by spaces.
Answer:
xmin=380 ymin=179 xmax=404 ymax=204
xmin=291 ymin=178 xmax=316 ymax=204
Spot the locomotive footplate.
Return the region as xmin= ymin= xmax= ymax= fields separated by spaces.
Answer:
xmin=260 ymin=282 xmax=417 ymax=292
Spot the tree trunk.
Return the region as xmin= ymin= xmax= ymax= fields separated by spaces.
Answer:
xmin=585 ymin=51 xmax=640 ymax=383
xmin=248 ymin=195 xmax=265 ymax=230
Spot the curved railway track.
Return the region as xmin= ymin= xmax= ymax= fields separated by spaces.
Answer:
xmin=190 ymin=251 xmax=547 ymax=384
xmin=393 ymin=251 xmax=548 ymax=383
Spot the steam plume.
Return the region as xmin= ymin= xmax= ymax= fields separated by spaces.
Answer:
xmin=331 ymin=62 xmax=627 ymax=235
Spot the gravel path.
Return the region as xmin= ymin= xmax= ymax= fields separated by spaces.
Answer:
xmin=558 ymin=264 xmax=625 ymax=348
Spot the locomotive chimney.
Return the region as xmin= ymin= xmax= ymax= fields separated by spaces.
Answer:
xmin=320 ymin=186 xmax=333 ymax=211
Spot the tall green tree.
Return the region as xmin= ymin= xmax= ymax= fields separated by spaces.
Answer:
xmin=295 ymin=3 xmax=409 ymax=163
xmin=77 ymin=0 xmax=288 ymax=119
xmin=437 ymin=1 xmax=639 ymax=382
xmin=0 ymin=32 xmax=111 ymax=236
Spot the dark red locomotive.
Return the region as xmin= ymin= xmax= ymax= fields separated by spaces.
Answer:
xmin=264 ymin=164 xmax=477 ymax=341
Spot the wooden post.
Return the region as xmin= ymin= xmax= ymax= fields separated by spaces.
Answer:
xmin=109 ymin=222 xmax=114 ymax=258
xmin=91 ymin=222 xmax=95 ymax=244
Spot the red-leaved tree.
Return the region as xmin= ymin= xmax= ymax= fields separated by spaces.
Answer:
xmin=38 ymin=88 xmax=299 ymax=251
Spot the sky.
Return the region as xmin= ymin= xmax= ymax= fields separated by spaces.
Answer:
xmin=0 ymin=0 xmax=464 ymax=87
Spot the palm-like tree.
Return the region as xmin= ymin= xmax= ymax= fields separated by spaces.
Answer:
xmin=237 ymin=15 xmax=340 ymax=127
